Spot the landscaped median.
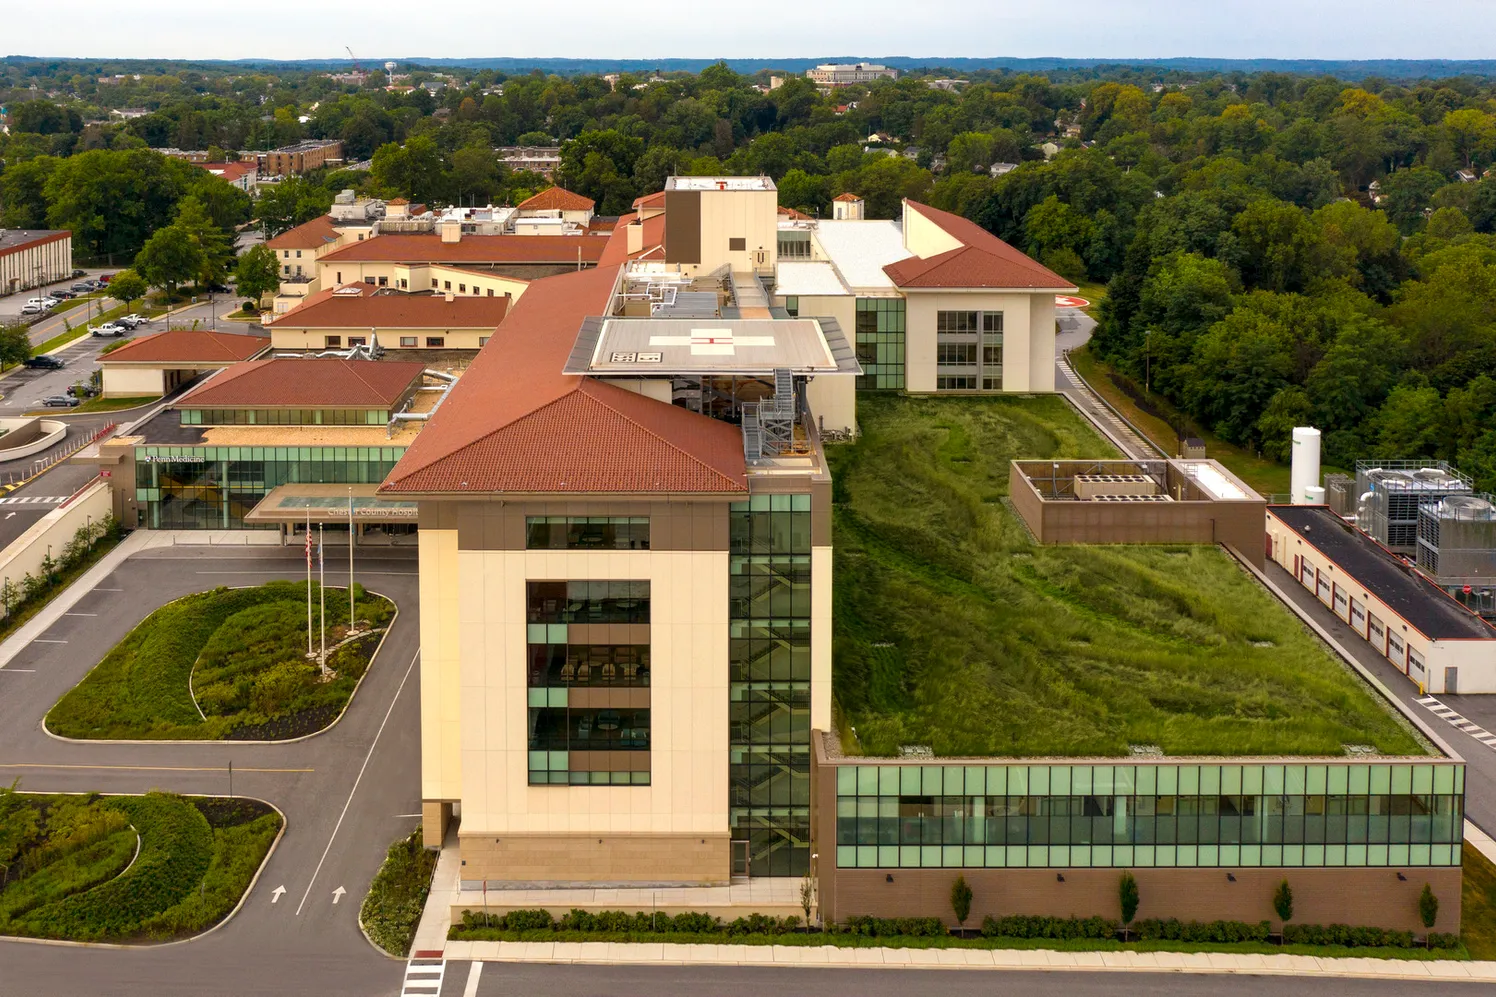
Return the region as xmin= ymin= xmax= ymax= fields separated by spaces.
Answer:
xmin=446 ymin=908 xmax=1466 ymax=960
xmin=361 ymin=828 xmax=438 ymax=957
xmin=0 ymin=789 xmax=281 ymax=943
xmin=45 ymin=581 xmax=394 ymax=740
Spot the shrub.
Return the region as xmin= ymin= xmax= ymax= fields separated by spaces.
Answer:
xmin=1419 ymin=884 xmax=1438 ymax=930
xmin=504 ymin=908 xmax=555 ymax=931
xmin=951 ymin=875 xmax=972 ymax=927
xmin=1118 ymin=871 xmax=1139 ymax=925
xmin=360 ymin=827 xmax=438 ymax=957
xmin=838 ymin=915 xmax=946 ymax=937
xmin=1272 ymin=879 xmax=1294 ymax=923
xmin=1132 ymin=918 xmax=1271 ymax=943
xmin=980 ymin=914 xmax=1118 ymax=940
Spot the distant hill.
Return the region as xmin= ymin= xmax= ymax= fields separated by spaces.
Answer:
xmin=8 ymin=54 xmax=1496 ymax=80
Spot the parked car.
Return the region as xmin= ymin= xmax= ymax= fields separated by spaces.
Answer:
xmin=50 ymin=289 xmax=75 ymax=300
xmin=70 ymin=282 xmax=93 ymax=293
xmin=20 ymin=303 xmax=44 ymax=315
xmin=23 ymin=356 xmax=65 ymax=370
xmin=118 ymin=314 xmax=149 ymax=328
xmin=89 ymin=323 xmax=128 ymax=337
xmin=25 ymin=297 xmax=54 ymax=309
xmin=71 ymin=269 xmax=86 ymax=279
xmin=40 ymin=394 xmax=80 ymax=408
xmin=98 ymin=273 xmax=116 ymax=284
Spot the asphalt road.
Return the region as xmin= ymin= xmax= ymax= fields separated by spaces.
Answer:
xmin=0 ymin=545 xmax=418 ymax=997
xmin=437 ymin=962 xmax=1493 ymax=996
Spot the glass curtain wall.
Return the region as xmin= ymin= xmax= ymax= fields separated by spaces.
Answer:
xmin=730 ymin=493 xmax=813 ymax=876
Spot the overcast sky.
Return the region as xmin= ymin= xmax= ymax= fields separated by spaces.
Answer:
xmin=7 ymin=0 xmax=1496 ymax=62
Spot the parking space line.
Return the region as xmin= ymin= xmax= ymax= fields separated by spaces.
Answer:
xmin=32 ymin=639 xmax=66 ymax=644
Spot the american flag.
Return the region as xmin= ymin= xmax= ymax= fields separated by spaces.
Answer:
xmin=304 ymin=528 xmax=313 ymax=569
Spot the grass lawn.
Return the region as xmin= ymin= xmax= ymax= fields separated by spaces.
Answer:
xmin=0 ymin=790 xmax=280 ymax=943
xmin=1464 ymin=843 xmax=1496 ymax=959
xmin=1067 ymin=346 xmax=1296 ymax=496
xmin=361 ymin=828 xmax=438 ymax=957
xmin=68 ymin=395 xmax=159 ymax=414
xmin=827 ymin=394 xmax=1422 ymax=758
xmin=46 ymin=581 xmax=394 ymax=741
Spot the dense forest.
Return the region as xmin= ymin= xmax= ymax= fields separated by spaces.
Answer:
xmin=3 ymin=59 xmax=1496 ymax=485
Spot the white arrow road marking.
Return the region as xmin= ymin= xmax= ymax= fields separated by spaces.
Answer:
xmin=332 ymin=886 xmax=346 ymax=905
xmin=271 ymin=885 xmax=286 ymax=904
xmin=3 ymin=513 xmax=12 ymax=519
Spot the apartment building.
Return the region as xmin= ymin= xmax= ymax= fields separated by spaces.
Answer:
xmin=258 ymin=139 xmax=344 ymax=177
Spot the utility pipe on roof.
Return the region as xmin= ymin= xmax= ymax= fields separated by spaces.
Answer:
xmin=386 ymin=368 xmax=457 ymax=436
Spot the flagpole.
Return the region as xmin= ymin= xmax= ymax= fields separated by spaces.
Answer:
xmin=348 ymin=486 xmax=355 ymax=632
xmin=305 ymin=511 xmax=313 ymax=658
xmin=319 ymin=524 xmax=327 ymax=678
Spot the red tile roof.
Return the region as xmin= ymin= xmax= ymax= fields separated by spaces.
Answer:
xmin=515 ymin=186 xmax=596 ymax=212
xmin=178 ymin=358 xmax=427 ymax=408
xmin=319 ymin=233 xmax=610 ymax=264
xmin=267 ymin=215 xmax=342 ymax=251
xmin=271 ymin=285 xmax=511 ymax=329
xmin=632 ymin=190 xmax=666 ymax=210
xmin=833 ymin=192 xmax=863 ymax=202
xmin=597 ymin=213 xmax=637 ymax=267
xmin=883 ymin=201 xmax=1075 ymax=290
xmin=200 ymin=162 xmax=255 ymax=183
xmin=380 ymin=266 xmax=747 ymax=496
xmin=98 ymin=330 xmax=269 ymax=365
xmin=778 ymin=205 xmax=812 ymax=220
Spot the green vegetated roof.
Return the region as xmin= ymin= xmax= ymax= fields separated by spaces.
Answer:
xmin=829 ymin=394 xmax=1426 ymax=760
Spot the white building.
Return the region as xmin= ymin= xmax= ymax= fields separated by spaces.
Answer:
xmin=806 ymin=63 xmax=899 ymax=86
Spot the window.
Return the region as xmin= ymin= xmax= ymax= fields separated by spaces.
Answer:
xmin=778 ymin=233 xmax=812 ymax=259
xmin=478 ymin=336 xmax=490 ymax=346
xmin=363 ymin=277 xmax=376 ymax=285
xmin=377 ymin=276 xmax=387 ymax=287
xmin=937 ymin=375 xmax=978 ymax=390
xmin=336 ymin=272 xmax=342 ymax=283
xmin=294 ymin=265 xmax=302 ymax=276
xmin=729 ymin=237 xmax=746 ymax=251
xmin=282 ymin=265 xmax=291 ymax=276
xmin=458 ymin=284 xmax=466 ymax=293
xmin=399 ymin=336 xmax=417 ymax=347
xmin=486 ymin=288 xmax=494 ymax=296
xmin=348 ymin=336 xmax=366 ymax=347
xmin=324 ymin=335 xmax=341 ymax=348
xmin=357 ymin=233 xmax=365 ymax=240
xmin=783 ymin=296 xmax=799 ymax=317
xmin=983 ymin=345 xmax=1004 ymax=366
xmin=983 ymin=312 xmax=1003 ymax=334
xmin=983 ymin=376 xmax=1003 ymax=390
xmin=443 ymin=280 xmax=451 ymax=290
xmin=527 ymin=516 xmax=650 ymax=550
xmin=431 ymin=279 xmax=438 ymax=288
xmin=937 ymin=343 xmax=977 ymax=366
xmin=295 ymin=250 xmax=302 ymax=258
xmin=937 ymin=311 xmax=978 ymax=334
xmin=425 ymin=337 xmax=445 ymax=348
xmin=854 ymin=298 xmax=906 ymax=390
xmin=282 ymin=251 xmax=290 ymax=259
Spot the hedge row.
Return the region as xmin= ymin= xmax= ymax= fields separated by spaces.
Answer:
xmin=1281 ymin=922 xmax=1459 ymax=950
xmin=1132 ymin=918 xmax=1271 ymax=942
xmin=836 ymin=915 xmax=944 ymax=937
xmin=981 ymin=914 xmax=1119 ymax=940
xmin=459 ymin=908 xmax=806 ymax=936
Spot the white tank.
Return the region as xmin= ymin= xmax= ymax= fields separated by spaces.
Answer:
xmin=1291 ymin=427 xmax=1322 ymax=504
xmin=1305 ymin=485 xmax=1326 ymax=505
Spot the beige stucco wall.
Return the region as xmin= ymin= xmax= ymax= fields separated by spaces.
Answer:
xmin=454 ymin=547 xmax=730 ymax=837
xmin=0 ymin=480 xmax=111 ymax=599
xmin=695 ymin=188 xmax=779 ymax=275
xmin=420 ymin=527 xmax=463 ymax=804
xmin=904 ymin=289 xmax=1055 ymax=393
xmin=1266 ymin=513 xmax=1496 ymax=694
xmin=597 ymin=378 xmax=673 ymax=404
xmin=805 ymin=374 xmax=857 ymax=435
xmin=901 ymin=206 xmax=963 ymax=258
xmin=100 ymin=366 xmax=167 ymax=398
xmin=269 ymin=324 xmax=494 ymax=351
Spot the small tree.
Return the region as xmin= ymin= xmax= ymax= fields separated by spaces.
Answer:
xmin=799 ymin=873 xmax=816 ymax=928
xmin=135 ymin=225 xmax=203 ymax=304
xmin=1272 ymin=879 xmax=1294 ymax=924
xmin=0 ymin=323 xmax=33 ymax=367
xmin=0 ymin=577 xmax=17 ymax=618
xmin=234 ymin=243 xmax=281 ymax=307
xmin=1419 ymin=884 xmax=1439 ymax=932
xmin=106 ymin=269 xmax=147 ymax=312
xmin=950 ymin=874 xmax=973 ymax=928
xmin=1119 ymin=871 xmax=1140 ymax=925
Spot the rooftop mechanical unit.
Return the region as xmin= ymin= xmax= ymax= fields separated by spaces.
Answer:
xmin=1417 ymin=494 xmax=1496 ymax=617
xmin=1355 ymin=461 xmax=1472 ymax=554
xmin=1091 ymin=493 xmax=1172 ymax=502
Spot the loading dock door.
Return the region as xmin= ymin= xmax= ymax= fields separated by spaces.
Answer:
xmin=1446 ymin=668 xmax=1459 ymax=695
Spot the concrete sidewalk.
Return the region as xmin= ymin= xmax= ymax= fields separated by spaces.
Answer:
xmin=441 ymin=938 xmax=1496 ymax=979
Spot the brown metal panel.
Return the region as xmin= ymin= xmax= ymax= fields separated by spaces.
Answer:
xmin=664 ymin=190 xmax=701 ymax=264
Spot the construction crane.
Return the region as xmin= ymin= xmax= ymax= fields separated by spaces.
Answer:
xmin=345 ymin=47 xmax=361 ymax=72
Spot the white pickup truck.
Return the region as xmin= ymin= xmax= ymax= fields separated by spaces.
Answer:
xmin=89 ymin=322 xmax=129 ymax=337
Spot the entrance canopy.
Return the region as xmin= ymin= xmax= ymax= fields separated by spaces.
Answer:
xmin=244 ymin=483 xmax=420 ymax=525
